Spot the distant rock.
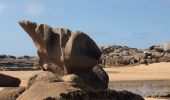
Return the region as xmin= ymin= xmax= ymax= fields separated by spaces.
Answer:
xmin=100 ymin=45 xmax=143 ymax=67
xmin=0 ymin=55 xmax=8 ymax=59
xmin=100 ymin=43 xmax=170 ymax=67
xmin=163 ymin=41 xmax=170 ymax=52
xmin=0 ymin=55 xmax=39 ymax=71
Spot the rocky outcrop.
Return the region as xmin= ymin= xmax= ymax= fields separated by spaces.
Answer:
xmin=100 ymin=42 xmax=170 ymax=67
xmin=0 ymin=73 xmax=21 ymax=87
xmin=19 ymin=20 xmax=101 ymax=75
xmin=100 ymin=45 xmax=143 ymax=67
xmin=0 ymin=55 xmax=39 ymax=71
xmin=142 ymin=43 xmax=170 ymax=64
xmin=17 ymin=71 xmax=143 ymax=100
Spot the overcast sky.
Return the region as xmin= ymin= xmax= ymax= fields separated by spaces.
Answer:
xmin=0 ymin=0 xmax=170 ymax=56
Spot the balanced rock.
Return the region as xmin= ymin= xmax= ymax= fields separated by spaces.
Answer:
xmin=0 ymin=73 xmax=21 ymax=87
xmin=19 ymin=20 xmax=101 ymax=75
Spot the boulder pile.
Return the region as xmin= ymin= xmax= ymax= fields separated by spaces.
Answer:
xmin=100 ymin=45 xmax=143 ymax=67
xmin=0 ymin=55 xmax=39 ymax=71
xmin=142 ymin=44 xmax=170 ymax=64
xmin=100 ymin=42 xmax=170 ymax=67
xmin=16 ymin=71 xmax=143 ymax=100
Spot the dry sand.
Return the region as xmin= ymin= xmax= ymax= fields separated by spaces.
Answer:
xmin=0 ymin=70 xmax=42 ymax=86
xmin=0 ymin=62 xmax=170 ymax=100
xmin=105 ymin=62 xmax=170 ymax=81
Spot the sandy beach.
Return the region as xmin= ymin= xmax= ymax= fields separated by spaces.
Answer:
xmin=106 ymin=62 xmax=170 ymax=81
xmin=1 ymin=62 xmax=170 ymax=100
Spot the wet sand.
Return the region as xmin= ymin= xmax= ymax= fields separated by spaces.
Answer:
xmin=105 ymin=62 xmax=170 ymax=100
xmin=1 ymin=62 xmax=170 ymax=100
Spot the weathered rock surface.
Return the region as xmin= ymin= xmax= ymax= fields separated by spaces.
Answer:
xmin=0 ymin=73 xmax=21 ymax=87
xmin=77 ymin=64 xmax=109 ymax=89
xmin=17 ymin=72 xmax=144 ymax=100
xmin=0 ymin=55 xmax=39 ymax=71
xmin=57 ymin=90 xmax=144 ymax=100
xmin=17 ymin=82 xmax=80 ymax=100
xmin=0 ymin=87 xmax=25 ymax=100
xmin=19 ymin=20 xmax=101 ymax=75
xmin=26 ymin=71 xmax=61 ymax=89
xmin=27 ymin=68 xmax=108 ymax=90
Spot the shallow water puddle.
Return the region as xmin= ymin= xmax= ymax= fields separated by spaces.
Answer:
xmin=109 ymin=80 xmax=170 ymax=97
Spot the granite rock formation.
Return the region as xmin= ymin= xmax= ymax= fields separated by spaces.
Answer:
xmin=19 ymin=20 xmax=108 ymax=88
xmin=100 ymin=42 xmax=170 ymax=67
xmin=19 ymin=20 xmax=101 ymax=75
xmin=16 ymin=20 xmax=144 ymax=100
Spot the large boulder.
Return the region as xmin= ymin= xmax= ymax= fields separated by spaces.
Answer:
xmin=0 ymin=73 xmax=21 ymax=87
xmin=26 ymin=71 xmax=61 ymax=89
xmin=75 ymin=64 xmax=109 ymax=89
xmin=19 ymin=20 xmax=101 ymax=75
xmin=17 ymin=82 xmax=80 ymax=100
xmin=0 ymin=87 xmax=25 ymax=100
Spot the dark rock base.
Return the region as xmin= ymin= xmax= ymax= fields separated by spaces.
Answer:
xmin=46 ymin=89 xmax=144 ymax=100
